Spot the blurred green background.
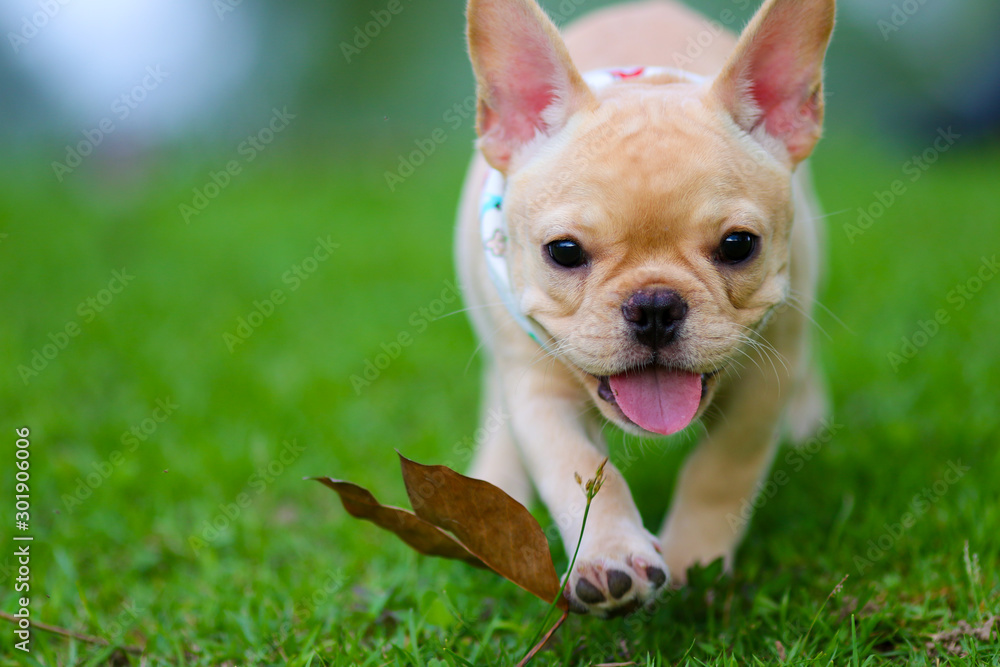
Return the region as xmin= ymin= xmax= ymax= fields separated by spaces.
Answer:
xmin=1 ymin=0 xmax=998 ymax=664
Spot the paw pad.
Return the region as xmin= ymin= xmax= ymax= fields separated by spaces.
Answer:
xmin=575 ymin=578 xmax=606 ymax=604
xmin=606 ymin=569 xmax=632 ymax=599
xmin=646 ymin=566 xmax=667 ymax=588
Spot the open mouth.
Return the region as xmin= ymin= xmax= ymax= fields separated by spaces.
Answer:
xmin=595 ymin=366 xmax=721 ymax=436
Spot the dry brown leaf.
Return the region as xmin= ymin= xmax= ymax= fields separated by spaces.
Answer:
xmin=398 ymin=454 xmax=566 ymax=609
xmin=926 ymin=615 xmax=998 ymax=657
xmin=315 ymin=455 xmax=568 ymax=611
xmin=314 ymin=478 xmax=485 ymax=568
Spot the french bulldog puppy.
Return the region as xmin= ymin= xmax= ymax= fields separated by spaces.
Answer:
xmin=455 ymin=0 xmax=835 ymax=616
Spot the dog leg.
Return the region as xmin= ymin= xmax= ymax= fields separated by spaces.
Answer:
xmin=498 ymin=361 xmax=669 ymax=617
xmin=467 ymin=363 xmax=533 ymax=507
xmin=659 ymin=311 xmax=805 ymax=582
xmin=658 ymin=419 xmax=779 ymax=582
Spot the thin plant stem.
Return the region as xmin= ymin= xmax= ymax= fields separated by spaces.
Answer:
xmin=519 ymin=458 xmax=607 ymax=665
xmin=0 ymin=610 xmax=144 ymax=655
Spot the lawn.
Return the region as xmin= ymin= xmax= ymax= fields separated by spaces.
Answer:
xmin=0 ymin=124 xmax=998 ymax=665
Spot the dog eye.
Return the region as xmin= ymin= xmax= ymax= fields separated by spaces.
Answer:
xmin=546 ymin=240 xmax=586 ymax=268
xmin=717 ymin=232 xmax=757 ymax=264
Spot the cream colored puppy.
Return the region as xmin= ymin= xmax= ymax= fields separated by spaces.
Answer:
xmin=456 ymin=0 xmax=834 ymax=616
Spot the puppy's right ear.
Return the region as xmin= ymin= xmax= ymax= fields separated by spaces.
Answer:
xmin=467 ymin=0 xmax=595 ymax=172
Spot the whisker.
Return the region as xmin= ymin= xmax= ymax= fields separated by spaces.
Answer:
xmin=783 ymin=296 xmax=833 ymax=342
xmin=811 ymin=207 xmax=851 ymax=221
xmin=738 ymin=326 xmax=790 ymax=372
xmin=463 ymin=314 xmax=524 ymax=375
xmin=806 ymin=293 xmax=857 ymax=336
xmin=435 ymin=301 xmax=508 ymax=321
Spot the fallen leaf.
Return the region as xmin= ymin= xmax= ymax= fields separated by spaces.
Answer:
xmin=315 ymin=455 xmax=569 ymax=612
xmin=314 ymin=478 xmax=484 ymax=568
xmin=926 ymin=615 xmax=998 ymax=657
xmin=398 ymin=454 xmax=565 ymax=609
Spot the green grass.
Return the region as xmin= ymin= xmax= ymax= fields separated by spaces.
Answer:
xmin=1 ymin=126 xmax=998 ymax=666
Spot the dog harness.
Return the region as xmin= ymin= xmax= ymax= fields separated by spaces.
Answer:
xmin=478 ymin=66 xmax=703 ymax=348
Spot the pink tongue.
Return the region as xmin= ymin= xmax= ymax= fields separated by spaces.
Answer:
xmin=608 ymin=367 xmax=702 ymax=435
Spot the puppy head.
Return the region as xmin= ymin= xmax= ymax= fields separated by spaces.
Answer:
xmin=467 ymin=0 xmax=835 ymax=435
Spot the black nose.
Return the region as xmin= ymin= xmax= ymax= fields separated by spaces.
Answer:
xmin=622 ymin=289 xmax=688 ymax=348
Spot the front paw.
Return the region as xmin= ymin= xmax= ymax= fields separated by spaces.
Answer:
xmin=564 ymin=538 xmax=669 ymax=618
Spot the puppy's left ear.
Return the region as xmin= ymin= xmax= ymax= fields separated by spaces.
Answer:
xmin=467 ymin=0 xmax=596 ymax=172
xmin=712 ymin=0 xmax=835 ymax=166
